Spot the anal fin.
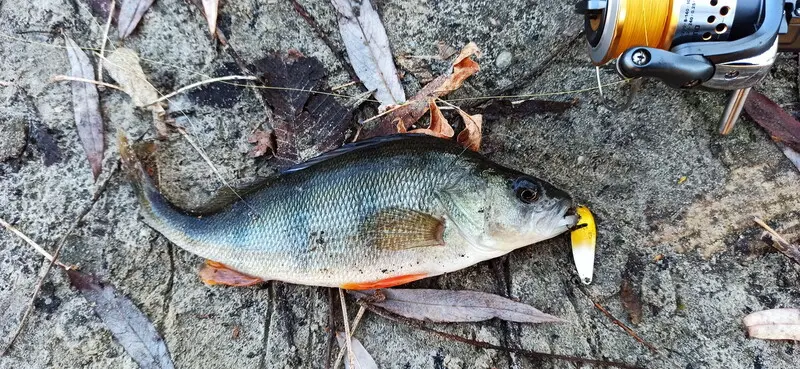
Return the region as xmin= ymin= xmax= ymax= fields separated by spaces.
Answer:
xmin=341 ymin=274 xmax=427 ymax=290
xmin=199 ymin=260 xmax=263 ymax=287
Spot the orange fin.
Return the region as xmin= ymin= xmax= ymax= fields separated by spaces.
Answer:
xmin=341 ymin=273 xmax=427 ymax=290
xmin=199 ymin=260 xmax=263 ymax=287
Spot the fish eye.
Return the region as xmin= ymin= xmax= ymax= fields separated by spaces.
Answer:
xmin=513 ymin=178 xmax=540 ymax=204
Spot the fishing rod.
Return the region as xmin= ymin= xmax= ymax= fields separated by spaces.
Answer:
xmin=575 ymin=0 xmax=800 ymax=134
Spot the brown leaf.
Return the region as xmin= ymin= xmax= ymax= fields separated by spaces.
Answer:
xmin=103 ymin=48 xmax=168 ymax=136
xmin=64 ymin=35 xmax=104 ymax=180
xmin=67 ymin=270 xmax=175 ymax=368
xmin=118 ymin=0 xmax=155 ymax=38
xmin=743 ymin=309 xmax=800 ymax=341
xmin=335 ymin=333 xmax=378 ymax=369
xmin=456 ymin=111 xmax=482 ymax=151
xmin=247 ymin=129 xmax=275 ymax=158
xmin=332 ymin=0 xmax=405 ymax=108
xmin=743 ymin=91 xmax=800 ymax=152
xmin=400 ymin=99 xmax=454 ymax=138
xmin=253 ymin=53 xmax=353 ymax=166
xmin=350 ymin=289 xmax=566 ymax=324
xmin=369 ymin=42 xmax=480 ymax=138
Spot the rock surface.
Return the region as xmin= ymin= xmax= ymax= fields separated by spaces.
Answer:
xmin=1 ymin=1 xmax=800 ymax=369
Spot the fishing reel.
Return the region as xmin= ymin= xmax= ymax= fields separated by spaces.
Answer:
xmin=575 ymin=0 xmax=800 ymax=134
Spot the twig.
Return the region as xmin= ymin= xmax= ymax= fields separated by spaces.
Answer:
xmin=144 ymin=75 xmax=259 ymax=106
xmin=0 ymin=219 xmax=73 ymax=270
xmin=1 ymin=163 xmax=119 ymax=356
xmin=333 ymin=305 xmax=366 ymax=369
xmin=754 ymin=217 xmax=800 ymax=265
xmin=173 ymin=126 xmax=258 ymax=217
xmin=338 ymin=288 xmax=356 ymax=368
xmin=0 ymin=81 xmax=13 ymax=86
xmin=360 ymin=303 xmax=642 ymax=369
xmin=50 ymin=75 xmax=123 ymax=91
xmin=361 ymin=102 xmax=410 ymax=125
xmin=331 ymin=81 xmax=357 ymax=91
xmin=97 ymin=0 xmax=116 ymax=83
xmin=575 ymin=287 xmax=660 ymax=355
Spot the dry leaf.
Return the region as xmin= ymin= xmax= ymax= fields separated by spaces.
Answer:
xmin=253 ymin=52 xmax=352 ymax=166
xmin=456 ymin=111 xmax=482 ymax=151
xmin=370 ymin=42 xmax=480 ymax=137
xmin=335 ymin=333 xmax=378 ymax=369
xmin=332 ymin=0 xmax=405 ymax=108
xmin=64 ymin=36 xmax=104 ymax=180
xmin=743 ymin=91 xmax=800 ymax=152
xmin=118 ymin=0 xmax=155 ymax=38
xmin=399 ymin=99 xmax=454 ymax=138
xmin=67 ymin=270 xmax=176 ymax=368
xmin=247 ymin=129 xmax=275 ymax=158
xmin=202 ymin=0 xmax=218 ymax=35
xmin=103 ymin=48 xmax=168 ymax=136
xmin=350 ymin=289 xmax=565 ymax=323
xmin=743 ymin=308 xmax=800 ymax=341
xmin=781 ymin=144 xmax=800 ymax=171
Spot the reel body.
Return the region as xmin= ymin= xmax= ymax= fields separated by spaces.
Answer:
xmin=576 ymin=0 xmax=800 ymax=133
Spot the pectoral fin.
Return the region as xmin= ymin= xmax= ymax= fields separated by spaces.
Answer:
xmin=362 ymin=208 xmax=445 ymax=250
xmin=199 ymin=260 xmax=263 ymax=287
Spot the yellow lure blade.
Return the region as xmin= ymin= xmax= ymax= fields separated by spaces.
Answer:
xmin=570 ymin=206 xmax=596 ymax=285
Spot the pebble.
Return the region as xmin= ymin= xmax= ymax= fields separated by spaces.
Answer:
xmin=0 ymin=117 xmax=27 ymax=162
xmin=494 ymin=50 xmax=513 ymax=70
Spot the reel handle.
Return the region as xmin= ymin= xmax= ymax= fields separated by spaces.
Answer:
xmin=616 ymin=48 xmax=715 ymax=89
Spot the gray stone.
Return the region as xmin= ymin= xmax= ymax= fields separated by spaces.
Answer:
xmin=0 ymin=117 xmax=25 ymax=162
xmin=1 ymin=1 xmax=799 ymax=369
xmin=495 ymin=50 xmax=514 ymax=70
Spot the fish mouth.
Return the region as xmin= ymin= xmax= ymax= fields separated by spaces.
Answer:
xmin=557 ymin=201 xmax=578 ymax=230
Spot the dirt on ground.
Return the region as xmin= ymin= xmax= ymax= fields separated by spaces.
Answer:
xmin=1 ymin=1 xmax=799 ymax=368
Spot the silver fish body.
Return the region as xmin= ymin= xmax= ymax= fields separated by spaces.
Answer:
xmin=127 ymin=134 xmax=576 ymax=288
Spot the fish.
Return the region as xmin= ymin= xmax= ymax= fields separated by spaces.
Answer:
xmin=120 ymin=133 xmax=577 ymax=289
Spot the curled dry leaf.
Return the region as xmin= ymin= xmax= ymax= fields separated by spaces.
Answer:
xmin=335 ymin=333 xmax=378 ymax=369
xmin=743 ymin=308 xmax=800 ymax=341
xmin=350 ymin=289 xmax=566 ymax=324
xmin=103 ymin=48 xmax=168 ymax=136
xmin=332 ymin=0 xmax=405 ymax=108
xmin=118 ymin=0 xmax=155 ymax=39
xmin=67 ymin=270 xmax=175 ymax=369
xmin=64 ymin=36 xmax=104 ymax=180
xmin=367 ymin=42 xmax=481 ymax=138
xmin=398 ymin=99 xmax=454 ymax=138
xmin=456 ymin=111 xmax=482 ymax=151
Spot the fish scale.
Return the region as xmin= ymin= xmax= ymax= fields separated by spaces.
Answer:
xmin=123 ymin=134 xmax=576 ymax=288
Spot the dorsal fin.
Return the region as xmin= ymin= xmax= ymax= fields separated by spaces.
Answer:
xmin=280 ymin=134 xmax=437 ymax=174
